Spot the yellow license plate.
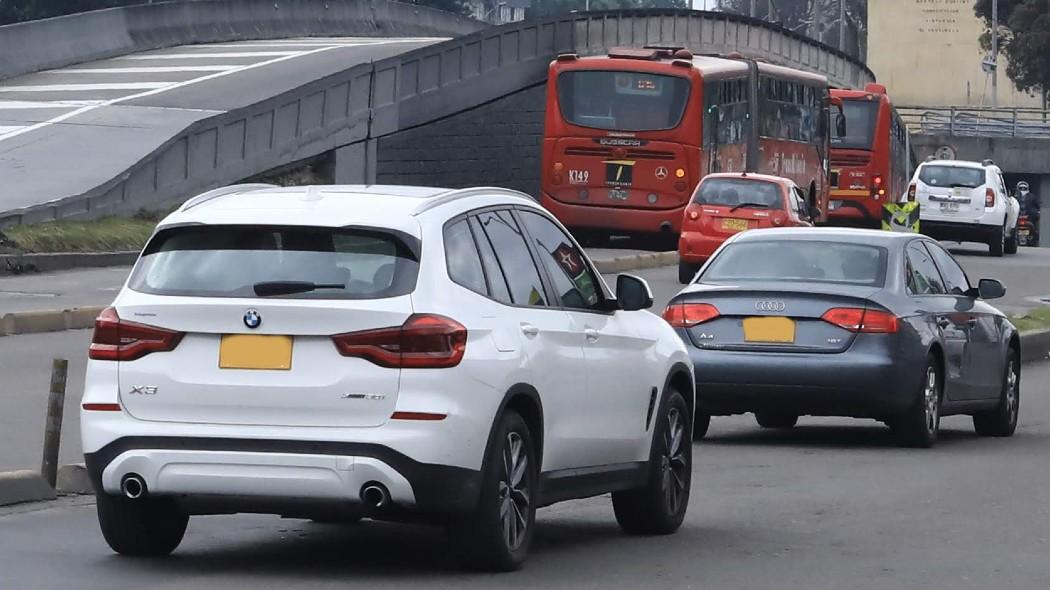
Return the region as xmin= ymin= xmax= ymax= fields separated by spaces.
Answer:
xmin=721 ymin=218 xmax=749 ymax=232
xmin=219 ymin=335 xmax=293 ymax=370
xmin=742 ymin=317 xmax=796 ymax=343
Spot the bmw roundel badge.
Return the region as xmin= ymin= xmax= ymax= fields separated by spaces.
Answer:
xmin=243 ymin=309 xmax=262 ymax=329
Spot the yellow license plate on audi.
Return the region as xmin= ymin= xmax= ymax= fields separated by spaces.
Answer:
xmin=219 ymin=334 xmax=293 ymax=370
xmin=742 ymin=317 xmax=796 ymax=343
xmin=721 ymin=218 xmax=749 ymax=232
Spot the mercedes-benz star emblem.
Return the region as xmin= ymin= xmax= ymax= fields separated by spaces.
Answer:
xmin=754 ymin=301 xmax=786 ymax=312
xmin=655 ymin=166 xmax=668 ymax=180
xmin=243 ymin=309 xmax=262 ymax=329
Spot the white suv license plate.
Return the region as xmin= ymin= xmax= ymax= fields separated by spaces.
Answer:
xmin=940 ymin=202 xmax=960 ymax=213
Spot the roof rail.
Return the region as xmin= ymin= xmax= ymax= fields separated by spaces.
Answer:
xmin=179 ymin=183 xmax=278 ymax=211
xmin=412 ymin=187 xmax=535 ymax=216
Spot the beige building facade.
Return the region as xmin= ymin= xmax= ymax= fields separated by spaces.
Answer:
xmin=868 ymin=0 xmax=1043 ymax=108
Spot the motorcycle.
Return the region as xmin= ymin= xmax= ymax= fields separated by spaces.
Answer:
xmin=1017 ymin=215 xmax=1040 ymax=247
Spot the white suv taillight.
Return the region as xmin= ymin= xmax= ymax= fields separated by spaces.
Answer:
xmin=907 ymin=183 xmax=917 ymax=202
xmin=332 ymin=314 xmax=467 ymax=368
xmin=985 ymin=188 xmax=996 ymax=208
xmin=88 ymin=307 xmax=185 ymax=361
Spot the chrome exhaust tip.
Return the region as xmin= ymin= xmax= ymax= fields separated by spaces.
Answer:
xmin=121 ymin=474 xmax=147 ymax=499
xmin=360 ymin=483 xmax=389 ymax=509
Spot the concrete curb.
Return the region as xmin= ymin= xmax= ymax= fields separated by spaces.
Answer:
xmin=0 ymin=306 xmax=105 ymax=337
xmin=0 ymin=470 xmax=56 ymax=506
xmin=0 ymin=251 xmax=137 ymax=276
xmin=56 ymin=464 xmax=93 ymax=495
xmin=593 ymin=251 xmax=679 ymax=274
xmin=1021 ymin=329 xmax=1050 ymax=364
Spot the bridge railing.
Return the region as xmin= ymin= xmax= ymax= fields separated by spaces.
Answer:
xmin=899 ymin=106 xmax=1050 ymax=139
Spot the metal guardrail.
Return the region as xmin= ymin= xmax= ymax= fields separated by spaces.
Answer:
xmin=899 ymin=106 xmax=1050 ymax=139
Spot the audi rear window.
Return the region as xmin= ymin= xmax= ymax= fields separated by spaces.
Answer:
xmin=918 ymin=165 xmax=985 ymax=189
xmin=701 ymin=240 xmax=887 ymax=287
xmin=128 ymin=225 xmax=419 ymax=299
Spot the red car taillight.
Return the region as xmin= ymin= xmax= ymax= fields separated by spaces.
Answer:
xmin=88 ymin=307 xmax=185 ymax=361
xmin=332 ymin=314 xmax=467 ymax=369
xmin=821 ymin=308 xmax=898 ymax=334
xmin=662 ymin=302 xmax=720 ymax=328
xmin=985 ymin=188 xmax=996 ymax=208
xmin=907 ymin=183 xmax=916 ymax=202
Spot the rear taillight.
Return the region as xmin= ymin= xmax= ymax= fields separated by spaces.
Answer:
xmin=821 ymin=308 xmax=898 ymax=334
xmin=332 ymin=314 xmax=467 ymax=369
xmin=772 ymin=213 xmax=786 ymax=226
xmin=662 ymin=302 xmax=720 ymax=327
xmin=872 ymin=175 xmax=885 ymax=199
xmin=88 ymin=307 xmax=184 ymax=361
xmin=907 ymin=183 xmax=916 ymax=202
xmin=985 ymin=188 xmax=996 ymax=208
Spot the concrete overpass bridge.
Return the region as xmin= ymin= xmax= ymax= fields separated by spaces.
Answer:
xmin=0 ymin=1 xmax=874 ymax=226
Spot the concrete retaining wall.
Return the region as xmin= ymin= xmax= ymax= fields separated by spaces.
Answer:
xmin=0 ymin=0 xmax=484 ymax=81
xmin=0 ymin=8 xmax=873 ymax=226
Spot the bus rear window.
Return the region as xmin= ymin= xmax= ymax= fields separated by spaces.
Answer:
xmin=832 ymin=99 xmax=878 ymax=150
xmin=557 ymin=70 xmax=690 ymax=131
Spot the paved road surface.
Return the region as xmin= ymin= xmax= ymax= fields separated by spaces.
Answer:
xmin=1 ymin=359 xmax=1047 ymax=589
xmin=0 ymin=37 xmax=442 ymax=213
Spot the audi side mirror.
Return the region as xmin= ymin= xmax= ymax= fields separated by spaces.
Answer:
xmin=975 ymin=278 xmax=1006 ymax=300
xmin=616 ymin=274 xmax=653 ymax=311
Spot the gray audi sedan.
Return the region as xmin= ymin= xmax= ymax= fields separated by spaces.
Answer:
xmin=665 ymin=228 xmax=1020 ymax=448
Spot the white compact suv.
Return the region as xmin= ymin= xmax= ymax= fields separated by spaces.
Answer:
xmin=80 ymin=184 xmax=694 ymax=571
xmin=908 ymin=159 xmax=1020 ymax=256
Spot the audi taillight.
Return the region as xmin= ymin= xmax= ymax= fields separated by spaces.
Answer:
xmin=821 ymin=308 xmax=898 ymax=334
xmin=907 ymin=183 xmax=916 ymax=202
xmin=88 ymin=307 xmax=184 ymax=361
xmin=662 ymin=302 xmax=720 ymax=327
xmin=985 ymin=188 xmax=996 ymax=208
xmin=331 ymin=314 xmax=467 ymax=369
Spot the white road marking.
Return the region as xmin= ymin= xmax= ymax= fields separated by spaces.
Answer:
xmin=0 ymin=38 xmax=441 ymax=143
xmin=0 ymin=82 xmax=174 ymax=92
xmin=116 ymin=51 xmax=302 ymax=60
xmin=0 ymin=125 xmax=25 ymax=134
xmin=51 ymin=66 xmax=240 ymax=74
xmin=0 ymin=100 xmax=80 ymax=109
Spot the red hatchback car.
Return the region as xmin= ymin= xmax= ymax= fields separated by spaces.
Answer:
xmin=678 ymin=173 xmax=817 ymax=283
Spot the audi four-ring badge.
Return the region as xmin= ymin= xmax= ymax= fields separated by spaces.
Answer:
xmin=665 ymin=227 xmax=1020 ymax=449
xmin=80 ymin=184 xmax=694 ymax=572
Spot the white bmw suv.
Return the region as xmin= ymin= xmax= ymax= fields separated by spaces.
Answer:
xmin=81 ymin=184 xmax=694 ymax=571
xmin=908 ymin=159 xmax=1020 ymax=257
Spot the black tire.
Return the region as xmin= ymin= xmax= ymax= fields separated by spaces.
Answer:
xmin=678 ymin=261 xmax=701 ymax=284
xmin=449 ymin=410 xmax=537 ymax=572
xmin=973 ymin=348 xmax=1020 ymax=437
xmin=1005 ymin=229 xmax=1018 ymax=254
xmin=755 ymin=412 xmax=799 ymax=429
xmin=95 ymin=493 xmax=188 ymax=556
xmin=613 ymin=388 xmax=691 ymax=535
xmin=692 ymin=410 xmax=711 ymax=440
xmin=892 ymin=354 xmax=942 ymax=448
xmin=988 ymin=225 xmax=1005 ymax=257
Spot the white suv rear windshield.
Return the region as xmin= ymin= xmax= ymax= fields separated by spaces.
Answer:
xmin=918 ymin=165 xmax=985 ymax=189
xmin=128 ymin=225 xmax=419 ymax=299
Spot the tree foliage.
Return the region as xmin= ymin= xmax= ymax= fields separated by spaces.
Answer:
xmin=974 ymin=0 xmax=1050 ymax=97
xmin=714 ymin=0 xmax=866 ymax=59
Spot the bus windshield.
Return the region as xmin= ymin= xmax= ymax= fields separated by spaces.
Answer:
xmin=556 ymin=70 xmax=690 ymax=132
xmin=832 ymin=99 xmax=878 ymax=150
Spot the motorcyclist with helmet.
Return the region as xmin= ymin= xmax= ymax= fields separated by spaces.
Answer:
xmin=1018 ymin=181 xmax=1041 ymax=246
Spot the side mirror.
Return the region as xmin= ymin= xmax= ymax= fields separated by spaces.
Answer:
xmin=808 ymin=204 xmax=821 ymax=220
xmin=616 ymin=274 xmax=653 ymax=311
xmin=975 ymin=278 xmax=1006 ymax=300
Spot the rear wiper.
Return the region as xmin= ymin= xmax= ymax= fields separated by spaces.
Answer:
xmin=948 ymin=183 xmax=976 ymax=189
xmin=253 ymin=281 xmax=343 ymax=296
xmin=730 ymin=202 xmax=770 ymax=212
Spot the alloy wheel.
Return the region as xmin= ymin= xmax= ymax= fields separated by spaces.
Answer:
xmin=498 ymin=432 xmax=530 ymax=551
xmin=1005 ymin=358 xmax=1019 ymax=422
xmin=661 ymin=407 xmax=688 ymax=515
xmin=924 ymin=366 xmax=940 ymax=434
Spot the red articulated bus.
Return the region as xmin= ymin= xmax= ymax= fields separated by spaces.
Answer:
xmin=540 ymin=46 xmax=839 ymax=241
xmin=827 ymin=84 xmax=914 ymax=227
